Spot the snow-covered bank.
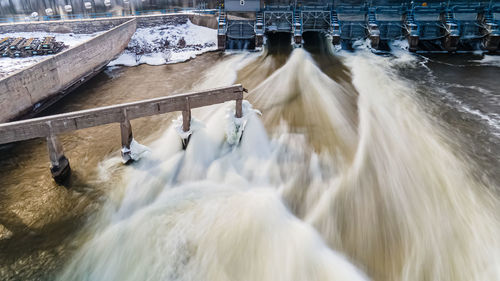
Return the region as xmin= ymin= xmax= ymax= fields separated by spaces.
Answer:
xmin=0 ymin=32 xmax=100 ymax=79
xmin=108 ymin=20 xmax=217 ymax=67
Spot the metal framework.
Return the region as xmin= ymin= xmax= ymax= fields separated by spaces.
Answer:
xmin=217 ymin=1 xmax=500 ymax=52
xmin=301 ymin=8 xmax=331 ymax=32
xmin=227 ymin=21 xmax=256 ymax=39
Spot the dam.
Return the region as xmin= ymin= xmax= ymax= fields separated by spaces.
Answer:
xmin=218 ymin=0 xmax=500 ymax=52
xmin=0 ymin=1 xmax=499 ymax=281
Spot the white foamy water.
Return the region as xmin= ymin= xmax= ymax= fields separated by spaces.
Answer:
xmin=58 ymin=46 xmax=500 ymax=281
xmin=310 ymin=50 xmax=500 ymax=281
xmin=58 ymin=98 xmax=369 ymax=281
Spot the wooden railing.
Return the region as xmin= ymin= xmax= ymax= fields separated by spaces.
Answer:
xmin=0 ymin=84 xmax=245 ymax=183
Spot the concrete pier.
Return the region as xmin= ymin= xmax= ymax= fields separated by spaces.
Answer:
xmin=0 ymin=19 xmax=137 ymax=123
xmin=0 ymin=13 xmax=219 ymax=124
xmin=120 ymin=110 xmax=134 ymax=164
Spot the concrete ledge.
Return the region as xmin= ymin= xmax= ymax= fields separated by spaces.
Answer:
xmin=0 ymin=17 xmax=130 ymax=33
xmin=0 ymin=19 xmax=137 ymax=123
xmin=0 ymin=13 xmax=217 ymax=33
xmin=0 ymin=14 xmax=218 ymax=123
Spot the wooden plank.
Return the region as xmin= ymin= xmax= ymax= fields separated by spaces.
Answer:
xmin=182 ymin=97 xmax=191 ymax=132
xmin=0 ymin=84 xmax=244 ymax=144
xmin=235 ymin=99 xmax=243 ymax=118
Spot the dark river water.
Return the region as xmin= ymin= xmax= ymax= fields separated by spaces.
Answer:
xmin=0 ymin=45 xmax=499 ymax=280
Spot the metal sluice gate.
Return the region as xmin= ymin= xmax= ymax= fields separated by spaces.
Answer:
xmin=217 ymin=1 xmax=500 ymax=52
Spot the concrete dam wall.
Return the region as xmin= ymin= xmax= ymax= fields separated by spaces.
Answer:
xmin=0 ymin=13 xmax=218 ymax=33
xmin=0 ymin=14 xmax=218 ymax=123
xmin=0 ymin=19 xmax=137 ymax=123
xmin=0 ymin=17 xmax=130 ymax=33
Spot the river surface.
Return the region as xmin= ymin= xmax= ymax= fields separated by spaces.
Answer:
xmin=0 ymin=38 xmax=499 ymax=281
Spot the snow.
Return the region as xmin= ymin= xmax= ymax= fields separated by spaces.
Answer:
xmin=107 ymin=53 xmax=138 ymax=67
xmin=0 ymin=31 xmax=100 ymax=79
xmin=108 ymin=19 xmax=217 ymax=67
xmin=0 ymin=57 xmax=43 ymax=79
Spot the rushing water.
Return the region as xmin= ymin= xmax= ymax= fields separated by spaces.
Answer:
xmin=1 ymin=35 xmax=500 ymax=280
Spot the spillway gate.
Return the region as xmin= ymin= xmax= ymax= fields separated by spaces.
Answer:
xmin=217 ymin=1 xmax=500 ymax=52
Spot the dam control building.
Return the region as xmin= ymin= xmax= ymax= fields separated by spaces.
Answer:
xmin=216 ymin=0 xmax=500 ymax=52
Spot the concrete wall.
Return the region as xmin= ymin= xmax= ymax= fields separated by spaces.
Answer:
xmin=188 ymin=14 xmax=218 ymax=29
xmin=0 ymin=19 xmax=137 ymax=123
xmin=0 ymin=14 xmax=217 ymax=123
xmin=0 ymin=17 xmax=130 ymax=34
xmin=0 ymin=14 xmax=217 ymax=33
xmin=135 ymin=14 xmax=190 ymax=27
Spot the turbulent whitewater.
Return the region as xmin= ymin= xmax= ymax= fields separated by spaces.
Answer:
xmin=57 ymin=42 xmax=500 ymax=281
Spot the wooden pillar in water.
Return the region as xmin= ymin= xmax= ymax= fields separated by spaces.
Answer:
xmin=182 ymin=98 xmax=191 ymax=133
xmin=120 ymin=109 xmax=134 ymax=164
xmin=182 ymin=98 xmax=191 ymax=149
xmin=46 ymin=134 xmax=70 ymax=184
xmin=235 ymin=98 xmax=243 ymax=118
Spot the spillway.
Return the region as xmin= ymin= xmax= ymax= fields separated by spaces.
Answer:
xmin=0 ymin=30 xmax=499 ymax=281
xmin=218 ymin=1 xmax=500 ymax=53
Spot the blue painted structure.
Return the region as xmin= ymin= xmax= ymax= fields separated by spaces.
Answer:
xmin=217 ymin=0 xmax=500 ymax=52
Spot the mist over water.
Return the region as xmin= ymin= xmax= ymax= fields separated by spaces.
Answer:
xmin=56 ymin=35 xmax=500 ymax=281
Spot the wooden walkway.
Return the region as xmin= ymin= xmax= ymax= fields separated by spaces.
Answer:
xmin=0 ymin=84 xmax=245 ymax=183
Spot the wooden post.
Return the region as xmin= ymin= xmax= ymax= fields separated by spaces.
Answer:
xmin=182 ymin=99 xmax=191 ymax=132
xmin=181 ymin=98 xmax=191 ymax=149
xmin=235 ymin=99 xmax=243 ymax=118
xmin=120 ymin=109 xmax=134 ymax=164
xmin=0 ymin=85 xmax=245 ymax=179
xmin=46 ymin=133 xmax=70 ymax=184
